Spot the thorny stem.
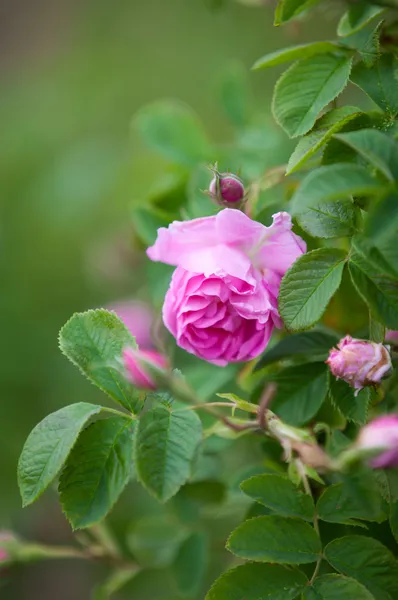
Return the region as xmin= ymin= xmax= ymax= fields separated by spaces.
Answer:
xmin=297 ymin=459 xmax=322 ymax=583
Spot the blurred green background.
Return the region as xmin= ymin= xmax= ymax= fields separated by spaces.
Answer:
xmin=0 ymin=0 xmax=339 ymax=597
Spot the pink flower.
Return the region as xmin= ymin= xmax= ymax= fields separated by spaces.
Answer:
xmin=386 ymin=330 xmax=398 ymax=345
xmin=147 ymin=209 xmax=306 ymax=365
xmin=108 ymin=301 xmax=154 ymax=349
xmin=0 ymin=548 xmax=8 ymax=563
xmin=209 ymin=172 xmax=245 ymax=205
xmin=357 ymin=415 xmax=398 ymax=468
xmin=326 ymin=336 xmax=392 ymax=393
xmin=123 ymin=347 xmax=168 ymax=390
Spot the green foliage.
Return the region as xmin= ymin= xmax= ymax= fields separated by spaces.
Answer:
xmin=172 ymin=532 xmax=208 ymax=597
xmin=303 ymin=574 xmax=375 ymax=600
xmin=58 ymin=417 xmax=134 ymax=529
xmin=272 ymin=55 xmax=353 ymax=137
xmin=18 ymin=403 xmax=103 ymax=506
xmin=240 ymin=474 xmax=315 ymax=520
xmin=253 ymin=42 xmax=343 ymax=70
xmin=206 ymin=563 xmax=308 ymax=600
xmin=335 ymin=129 xmax=398 ymax=181
xmin=59 ymin=309 xmax=143 ymax=413
xmin=255 ymin=330 xmax=338 ymax=369
xmin=350 ymin=54 xmax=398 ymax=116
xmin=274 ymin=0 xmax=322 ymax=25
xmin=337 ymin=4 xmax=386 ymax=37
xmin=325 ymin=535 xmax=398 ymax=599
xmin=227 ymin=515 xmax=321 ymax=563
xmin=278 ymin=248 xmax=347 ymax=331
xmin=286 ymin=106 xmax=363 ymax=174
xmin=267 ymin=362 xmax=328 ymax=425
xmin=134 ymin=404 xmax=202 ymax=502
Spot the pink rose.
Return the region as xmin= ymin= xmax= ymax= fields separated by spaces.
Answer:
xmin=108 ymin=301 xmax=154 ymax=349
xmin=357 ymin=415 xmax=398 ymax=468
xmin=326 ymin=335 xmax=392 ymax=393
xmin=123 ymin=347 xmax=168 ymax=390
xmin=147 ymin=209 xmax=306 ymax=365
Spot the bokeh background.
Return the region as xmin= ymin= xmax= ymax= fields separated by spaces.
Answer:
xmin=0 ymin=1 xmax=345 ymax=597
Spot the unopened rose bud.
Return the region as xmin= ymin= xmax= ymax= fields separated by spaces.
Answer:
xmin=209 ymin=172 xmax=245 ymax=206
xmin=326 ymin=336 xmax=391 ymax=394
xmin=357 ymin=415 xmax=398 ymax=468
xmin=123 ymin=347 xmax=168 ymax=390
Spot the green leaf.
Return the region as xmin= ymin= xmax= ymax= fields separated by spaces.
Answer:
xmin=227 ymin=515 xmax=321 ymax=564
xmin=241 ymin=474 xmax=315 ymax=520
xmin=350 ymin=54 xmax=398 ymax=116
xmin=279 ymin=248 xmax=347 ymax=331
xmin=369 ymin=313 xmax=385 ymax=343
xmin=93 ymin=567 xmax=140 ymax=600
xmin=337 ymin=3 xmax=386 ymax=37
xmin=172 ymin=532 xmax=208 ymax=597
xmin=134 ymin=404 xmax=202 ymax=502
xmin=317 ymin=471 xmax=387 ymax=525
xmin=133 ymin=100 xmax=213 ymax=165
xmin=290 ymin=164 xmax=386 ymax=216
xmin=18 ymin=403 xmax=103 ymax=507
xmin=335 ymin=129 xmax=398 ymax=181
xmin=304 ymin=574 xmax=375 ymax=600
xmin=58 ymin=417 xmax=134 ymax=529
xmin=267 ymin=362 xmax=328 ymax=426
xmin=274 ymin=0 xmax=322 ymax=25
xmin=253 ymin=42 xmax=345 ymax=70
xmin=328 ymin=375 xmax=371 ymax=425
xmin=286 ymin=106 xmax=363 ymax=174
xmin=272 ymin=55 xmax=353 ymax=138
xmin=297 ymin=199 xmax=359 ymax=238
xmin=206 ymin=563 xmax=308 ymax=600
xmin=390 ymin=501 xmax=398 ymax=543
xmin=219 ymin=62 xmax=251 ymax=127
xmin=255 ymin=330 xmax=338 ymax=370
xmin=59 ymin=309 xmax=142 ymax=413
xmin=128 ymin=515 xmax=188 ymax=568
xmin=365 ymin=194 xmax=398 ymax=275
xmin=325 ymin=535 xmax=398 ymax=600
xmin=342 ymin=19 xmax=383 ymax=67
xmin=349 ymin=241 xmax=398 ymax=329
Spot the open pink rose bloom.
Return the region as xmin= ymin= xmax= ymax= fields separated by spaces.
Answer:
xmin=147 ymin=209 xmax=306 ymax=365
xmin=357 ymin=415 xmax=398 ymax=468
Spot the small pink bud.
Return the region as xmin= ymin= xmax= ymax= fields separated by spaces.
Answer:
xmin=209 ymin=172 xmax=245 ymax=206
xmin=108 ymin=301 xmax=154 ymax=350
xmin=386 ymin=330 xmax=398 ymax=345
xmin=326 ymin=335 xmax=391 ymax=393
xmin=123 ymin=347 xmax=168 ymax=390
xmin=357 ymin=415 xmax=398 ymax=468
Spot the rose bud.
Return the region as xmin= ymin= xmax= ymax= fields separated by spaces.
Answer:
xmin=147 ymin=209 xmax=306 ymax=365
xmin=123 ymin=347 xmax=168 ymax=390
xmin=209 ymin=172 xmax=245 ymax=206
xmin=108 ymin=300 xmax=154 ymax=349
xmin=326 ymin=336 xmax=392 ymax=394
xmin=357 ymin=415 xmax=398 ymax=468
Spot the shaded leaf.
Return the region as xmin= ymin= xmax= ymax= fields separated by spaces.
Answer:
xmin=255 ymin=330 xmax=338 ymax=370
xmin=206 ymin=563 xmax=308 ymax=600
xmin=338 ymin=3 xmax=386 ymax=37
xmin=350 ymin=54 xmax=398 ymax=116
xmin=59 ymin=417 xmax=134 ymax=529
xmin=134 ymin=404 xmax=202 ymax=502
xmin=304 ymin=574 xmax=375 ymax=599
xmin=227 ymin=515 xmax=321 ymax=564
xmin=335 ymin=129 xmax=398 ymax=181
xmin=18 ymin=403 xmax=103 ymax=507
xmin=241 ymin=474 xmax=315 ymax=520
xmin=172 ymin=532 xmax=208 ymax=597
xmin=325 ymin=535 xmax=398 ymax=600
